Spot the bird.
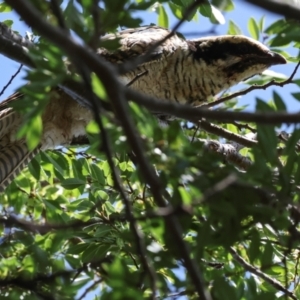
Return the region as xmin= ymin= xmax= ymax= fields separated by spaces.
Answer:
xmin=99 ymin=26 xmax=286 ymax=106
xmin=0 ymin=25 xmax=286 ymax=192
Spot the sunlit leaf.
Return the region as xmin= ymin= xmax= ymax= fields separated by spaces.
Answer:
xmin=248 ymin=17 xmax=260 ymax=40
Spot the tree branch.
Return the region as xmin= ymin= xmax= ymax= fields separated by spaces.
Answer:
xmin=229 ymin=247 xmax=297 ymax=300
xmin=0 ymin=23 xmax=34 ymax=67
xmin=244 ymin=0 xmax=300 ymax=20
xmin=197 ymin=119 xmax=257 ymax=148
xmin=4 ymin=1 xmax=211 ymax=298
xmin=202 ymin=140 xmax=253 ymax=170
xmin=77 ymin=64 xmax=158 ymax=299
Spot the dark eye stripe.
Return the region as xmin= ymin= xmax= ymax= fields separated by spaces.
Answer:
xmin=190 ymin=41 xmax=264 ymax=63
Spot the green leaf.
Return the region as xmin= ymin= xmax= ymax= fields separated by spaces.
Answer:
xmin=210 ymin=5 xmax=225 ymax=24
xmin=3 ymin=19 xmax=13 ymax=27
xmin=91 ymin=73 xmax=107 ymax=100
xmin=265 ymin=19 xmax=287 ymax=34
xmin=28 ymin=156 xmax=41 ymax=181
xmin=41 ymin=152 xmax=65 ymax=177
xmin=259 ymin=16 xmax=265 ymax=32
xmin=212 ymin=276 xmax=238 ymax=300
xmin=228 ymin=20 xmax=242 ymax=35
xmin=273 ymin=91 xmax=286 ymax=111
xmin=248 ymin=231 xmax=260 ymax=263
xmin=90 ymin=163 xmax=105 ymax=186
xmin=269 ymin=34 xmax=293 ymax=47
xmin=178 ymin=186 xmax=192 ymax=205
xmin=255 ymin=99 xmax=278 ymax=164
xmin=61 ymin=178 xmax=86 ymax=190
xmin=17 ymin=115 xmax=43 ymax=151
xmin=283 ymin=129 xmax=300 ymax=176
xmin=248 ymin=17 xmax=260 ymax=40
xmin=260 ymin=242 xmax=273 ymax=267
xmin=168 ymin=2 xmax=183 ymax=19
xmin=86 ymin=120 xmax=99 ymax=134
xmin=256 ymin=123 xmax=278 ymax=164
xmin=292 ymin=92 xmax=300 ymax=102
xmin=256 ymin=98 xmax=274 ymax=112
xmin=213 ymin=0 xmax=234 ymax=11
xmin=199 ymin=4 xmax=212 ymax=17
xmin=157 ymin=4 xmax=169 ymax=28
xmin=102 ymin=160 xmax=111 ymax=177
xmin=82 ymin=243 xmax=110 ymax=263
xmin=0 ymin=3 xmax=12 ymax=12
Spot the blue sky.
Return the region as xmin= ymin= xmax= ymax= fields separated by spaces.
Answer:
xmin=0 ymin=1 xmax=298 ymax=299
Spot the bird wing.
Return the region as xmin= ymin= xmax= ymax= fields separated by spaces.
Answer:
xmin=98 ymin=25 xmax=188 ymax=64
xmin=0 ymin=92 xmax=40 ymax=192
xmin=0 ymin=140 xmax=39 ymax=192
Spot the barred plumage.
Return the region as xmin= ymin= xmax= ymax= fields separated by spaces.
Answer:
xmin=0 ymin=143 xmax=39 ymax=192
xmin=0 ymin=89 xmax=93 ymax=192
xmin=0 ymin=25 xmax=286 ymax=192
xmin=99 ymin=26 xmax=286 ymax=106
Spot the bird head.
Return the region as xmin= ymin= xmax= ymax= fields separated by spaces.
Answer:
xmin=190 ymin=35 xmax=286 ymax=95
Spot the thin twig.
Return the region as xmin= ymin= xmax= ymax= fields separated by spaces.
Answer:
xmin=0 ymin=64 xmax=23 ymax=97
xmin=191 ymin=125 xmax=200 ymax=143
xmin=127 ymin=70 xmax=148 ymax=87
xmin=229 ymin=247 xmax=297 ymax=300
xmin=127 ymin=86 xmax=300 ymax=125
xmin=207 ymin=61 xmax=300 ymax=108
xmin=77 ymin=65 xmax=158 ymax=299
xmin=181 ymin=25 xmax=218 ymax=37
xmin=50 ymin=0 xmax=69 ymax=32
xmin=88 ymin=0 xmax=103 ymax=50
xmin=77 ymin=278 xmax=103 ymax=300
xmin=230 ymin=121 xmax=256 ymax=133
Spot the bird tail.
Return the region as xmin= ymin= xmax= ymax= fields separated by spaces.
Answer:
xmin=0 ymin=142 xmax=40 ymax=193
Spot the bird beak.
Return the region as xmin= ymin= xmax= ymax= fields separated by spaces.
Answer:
xmin=267 ymin=51 xmax=287 ymax=65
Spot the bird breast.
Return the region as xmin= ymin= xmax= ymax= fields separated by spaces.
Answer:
xmin=41 ymin=89 xmax=93 ymax=150
xmin=122 ymin=49 xmax=224 ymax=106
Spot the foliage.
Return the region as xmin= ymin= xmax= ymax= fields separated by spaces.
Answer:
xmin=0 ymin=0 xmax=300 ymax=299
